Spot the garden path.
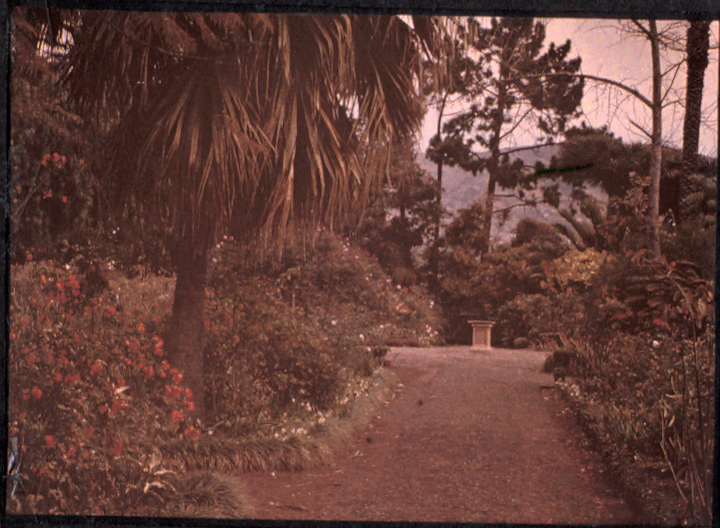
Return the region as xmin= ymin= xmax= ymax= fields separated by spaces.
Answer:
xmin=240 ymin=346 xmax=639 ymax=524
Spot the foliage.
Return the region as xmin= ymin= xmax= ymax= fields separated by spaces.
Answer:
xmin=7 ymin=232 xmax=441 ymax=515
xmin=535 ymin=248 xmax=714 ymax=524
xmin=542 ymin=124 xmax=716 ymax=223
xmin=7 ymin=261 xmax=193 ymax=515
xmin=435 ymin=211 xmax=569 ymax=343
xmin=57 ymin=11 xmax=452 ymax=418
xmin=10 ymin=9 xmax=101 ymax=263
xmin=662 ymin=170 xmax=716 ymax=279
xmin=438 ymin=18 xmax=584 ymax=174
xmin=354 ymin=141 xmax=442 ymax=286
xmin=430 ymin=17 xmax=584 ymax=253
xmin=60 ymin=11 xmax=447 ymax=253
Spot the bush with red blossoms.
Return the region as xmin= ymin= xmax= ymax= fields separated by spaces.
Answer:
xmin=7 ymin=261 xmax=200 ymax=515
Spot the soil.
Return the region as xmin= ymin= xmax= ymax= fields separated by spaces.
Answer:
xmin=239 ymin=346 xmax=643 ymax=524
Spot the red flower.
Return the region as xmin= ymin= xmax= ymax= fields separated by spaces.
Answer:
xmin=83 ymin=426 xmax=94 ymax=437
xmin=107 ymin=306 xmax=116 ymax=316
xmin=184 ymin=388 xmax=193 ymax=399
xmin=203 ymin=319 xmax=211 ymax=330
xmin=171 ymin=410 xmax=184 ymax=424
xmin=31 ymin=386 xmax=42 ymax=399
xmin=183 ymin=426 xmax=201 ymax=439
xmin=53 ymin=372 xmax=62 ymax=383
xmin=185 ymin=401 xmax=196 ymax=412
xmin=45 ymin=435 xmax=55 ymax=448
xmin=90 ymin=362 xmax=102 ymax=376
xmin=111 ymin=442 xmax=122 ymax=457
xmin=137 ymin=323 xmax=146 ymax=333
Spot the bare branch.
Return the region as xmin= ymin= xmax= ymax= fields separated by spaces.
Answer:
xmin=629 ymin=118 xmax=652 ymax=139
xmin=661 ymin=61 xmax=684 ymax=104
xmin=499 ymin=70 xmax=653 ymax=108
xmin=499 ymin=106 xmax=534 ymax=142
xmin=631 ymin=19 xmax=653 ymax=39
xmin=493 ymin=197 xmax=551 ymax=215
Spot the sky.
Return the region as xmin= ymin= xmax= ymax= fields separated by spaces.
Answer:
xmin=419 ymin=18 xmax=719 ymax=159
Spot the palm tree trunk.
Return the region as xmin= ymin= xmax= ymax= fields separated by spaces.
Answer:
xmin=680 ymin=20 xmax=711 ymax=221
xmin=168 ymin=239 xmax=209 ymax=421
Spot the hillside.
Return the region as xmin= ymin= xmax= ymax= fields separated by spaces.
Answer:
xmin=417 ymin=144 xmax=607 ymax=245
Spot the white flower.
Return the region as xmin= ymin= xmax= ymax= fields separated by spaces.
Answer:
xmin=318 ymin=416 xmax=326 ymax=424
xmin=331 ymin=320 xmax=337 ymax=326
xmin=359 ymin=334 xmax=365 ymax=340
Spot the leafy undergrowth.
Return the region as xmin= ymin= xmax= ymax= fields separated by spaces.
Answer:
xmin=556 ymin=381 xmax=688 ymax=525
xmin=7 ymin=233 xmax=437 ymax=517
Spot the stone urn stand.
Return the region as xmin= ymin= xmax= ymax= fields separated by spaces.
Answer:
xmin=468 ymin=320 xmax=495 ymax=350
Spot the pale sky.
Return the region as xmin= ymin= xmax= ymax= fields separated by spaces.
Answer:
xmin=420 ymin=18 xmax=719 ymax=158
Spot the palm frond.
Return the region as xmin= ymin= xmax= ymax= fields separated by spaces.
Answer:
xmin=63 ymin=11 xmax=447 ymax=252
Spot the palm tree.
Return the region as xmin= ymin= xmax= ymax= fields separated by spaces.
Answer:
xmin=681 ymin=20 xmax=711 ymax=221
xmin=60 ymin=11 xmax=447 ymax=418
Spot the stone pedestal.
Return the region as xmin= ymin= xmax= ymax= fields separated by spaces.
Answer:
xmin=469 ymin=320 xmax=495 ymax=350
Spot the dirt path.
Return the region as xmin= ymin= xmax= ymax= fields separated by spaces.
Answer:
xmin=240 ymin=346 xmax=639 ymax=524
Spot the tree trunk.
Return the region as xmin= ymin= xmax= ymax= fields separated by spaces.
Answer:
xmin=168 ymin=239 xmax=209 ymax=422
xmin=680 ymin=20 xmax=711 ymax=221
xmin=429 ymin=93 xmax=448 ymax=281
xmin=648 ymin=20 xmax=663 ymax=258
xmin=479 ymin=75 xmax=507 ymax=255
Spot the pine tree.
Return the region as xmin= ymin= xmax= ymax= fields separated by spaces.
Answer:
xmin=438 ymin=18 xmax=584 ymax=254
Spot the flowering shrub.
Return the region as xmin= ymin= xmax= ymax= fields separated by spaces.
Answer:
xmin=8 ymin=232 xmax=443 ymax=515
xmin=203 ymin=232 xmax=443 ymax=436
xmin=7 ymin=261 xmax=198 ymax=515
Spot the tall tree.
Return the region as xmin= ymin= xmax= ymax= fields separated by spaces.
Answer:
xmin=60 ymin=11 xmax=447 ymax=419
xmin=355 ymin=139 xmax=440 ymax=286
xmin=438 ymin=18 xmax=583 ymax=254
xmin=680 ymin=20 xmax=711 ymax=221
xmin=424 ymin=21 xmax=482 ymax=277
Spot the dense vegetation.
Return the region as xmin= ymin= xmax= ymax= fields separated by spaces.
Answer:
xmin=422 ymin=135 xmax=716 ymax=524
xmin=7 ymin=231 xmax=442 ymax=515
xmin=7 ymin=10 xmax=715 ymax=525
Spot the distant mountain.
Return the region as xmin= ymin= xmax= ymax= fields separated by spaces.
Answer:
xmin=417 ymin=143 xmax=607 ymax=245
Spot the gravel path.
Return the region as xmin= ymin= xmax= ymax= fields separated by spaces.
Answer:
xmin=241 ymin=346 xmax=638 ymax=524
